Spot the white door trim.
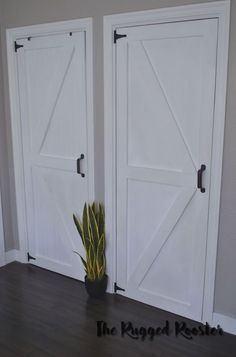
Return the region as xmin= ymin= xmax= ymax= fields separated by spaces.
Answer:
xmin=6 ymin=18 xmax=95 ymax=264
xmin=213 ymin=313 xmax=236 ymax=336
xmin=0 ymin=189 xmax=5 ymax=267
xmin=104 ymin=0 xmax=230 ymax=324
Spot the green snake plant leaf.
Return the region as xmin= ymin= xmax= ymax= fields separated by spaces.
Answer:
xmin=87 ymin=248 xmax=96 ymax=280
xmin=98 ymin=265 xmax=103 ymax=279
xmin=73 ymin=202 xmax=106 ymax=281
xmin=79 ymin=255 xmax=87 ymax=272
xmin=97 ymin=203 xmax=105 ymax=237
xmin=88 ymin=204 xmax=100 ymax=250
xmin=73 ymin=214 xmax=84 ymax=245
xmin=88 ymin=240 xmax=96 ymax=271
xmin=96 ymin=233 xmax=105 ymax=267
xmin=98 ymin=255 xmax=106 ymax=279
xmin=91 ymin=202 xmax=97 ymax=215
xmin=101 ymin=255 xmax=106 ymax=276
xmin=82 ymin=203 xmax=90 ymax=252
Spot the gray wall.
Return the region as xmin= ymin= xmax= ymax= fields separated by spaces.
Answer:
xmin=0 ymin=2 xmax=18 ymax=251
xmin=0 ymin=0 xmax=235 ymax=318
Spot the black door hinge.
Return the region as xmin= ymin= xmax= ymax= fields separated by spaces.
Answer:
xmin=114 ymin=282 xmax=125 ymax=293
xmin=114 ymin=30 xmax=127 ymax=44
xmin=27 ymin=252 xmax=36 ymax=262
xmin=14 ymin=41 xmax=24 ymax=52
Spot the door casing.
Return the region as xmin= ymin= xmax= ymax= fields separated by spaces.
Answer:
xmin=6 ymin=18 xmax=94 ymax=265
xmin=104 ymin=1 xmax=230 ymax=324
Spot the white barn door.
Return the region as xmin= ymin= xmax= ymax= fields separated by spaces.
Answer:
xmin=16 ymin=31 xmax=93 ymax=280
xmin=116 ymin=19 xmax=218 ymax=321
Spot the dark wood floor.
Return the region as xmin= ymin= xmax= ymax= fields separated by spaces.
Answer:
xmin=0 ymin=263 xmax=235 ymax=357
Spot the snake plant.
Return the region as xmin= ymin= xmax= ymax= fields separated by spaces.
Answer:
xmin=73 ymin=202 xmax=106 ymax=281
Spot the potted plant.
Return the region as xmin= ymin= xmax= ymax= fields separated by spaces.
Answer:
xmin=73 ymin=202 xmax=107 ymax=298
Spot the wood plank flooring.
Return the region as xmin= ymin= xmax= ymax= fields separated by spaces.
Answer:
xmin=0 ymin=262 xmax=235 ymax=356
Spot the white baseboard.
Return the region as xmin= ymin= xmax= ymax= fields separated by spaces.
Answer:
xmin=4 ymin=249 xmax=20 ymax=264
xmin=0 ymin=255 xmax=5 ymax=267
xmin=213 ymin=312 xmax=236 ymax=336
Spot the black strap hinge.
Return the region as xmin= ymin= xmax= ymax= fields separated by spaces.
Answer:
xmin=14 ymin=41 xmax=24 ymax=52
xmin=114 ymin=30 xmax=127 ymax=44
xmin=27 ymin=252 xmax=36 ymax=262
xmin=114 ymin=282 xmax=125 ymax=293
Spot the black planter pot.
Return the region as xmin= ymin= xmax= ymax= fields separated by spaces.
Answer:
xmin=85 ymin=274 xmax=108 ymax=298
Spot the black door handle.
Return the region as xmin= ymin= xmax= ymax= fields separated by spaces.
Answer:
xmin=197 ymin=164 xmax=206 ymax=193
xmin=77 ymin=154 xmax=85 ymax=177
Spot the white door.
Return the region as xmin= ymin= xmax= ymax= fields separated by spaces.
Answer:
xmin=116 ymin=19 xmax=218 ymax=321
xmin=16 ymin=31 xmax=93 ymax=280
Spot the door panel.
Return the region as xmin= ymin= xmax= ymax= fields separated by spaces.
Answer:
xmin=17 ymin=32 xmax=91 ymax=279
xmin=116 ymin=19 xmax=218 ymax=320
xmin=128 ymin=40 xmax=196 ymax=172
